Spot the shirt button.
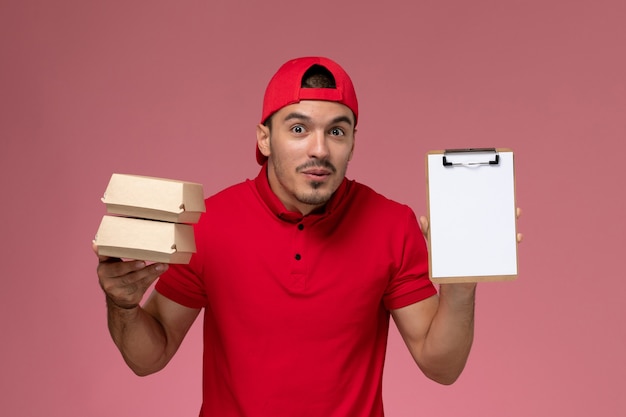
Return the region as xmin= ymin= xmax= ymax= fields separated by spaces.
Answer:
xmin=295 ymin=253 xmax=301 ymax=260
xmin=297 ymin=223 xmax=304 ymax=230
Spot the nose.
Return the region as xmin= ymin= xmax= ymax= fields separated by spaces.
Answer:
xmin=307 ymin=129 xmax=330 ymax=159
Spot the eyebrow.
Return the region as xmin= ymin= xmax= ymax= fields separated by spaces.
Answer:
xmin=282 ymin=112 xmax=354 ymax=127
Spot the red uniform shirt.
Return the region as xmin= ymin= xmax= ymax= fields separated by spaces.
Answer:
xmin=156 ymin=166 xmax=436 ymax=417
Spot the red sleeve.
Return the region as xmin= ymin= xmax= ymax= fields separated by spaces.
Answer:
xmin=155 ymin=238 xmax=207 ymax=309
xmin=383 ymin=208 xmax=437 ymax=310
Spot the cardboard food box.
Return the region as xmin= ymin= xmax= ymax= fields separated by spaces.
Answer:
xmin=95 ymin=215 xmax=196 ymax=264
xmin=102 ymin=173 xmax=205 ymax=223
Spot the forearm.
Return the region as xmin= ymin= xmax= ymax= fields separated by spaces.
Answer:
xmin=106 ymin=297 xmax=171 ymax=376
xmin=419 ymin=284 xmax=476 ymax=384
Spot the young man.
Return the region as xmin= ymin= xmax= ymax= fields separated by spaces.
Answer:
xmin=97 ymin=57 xmax=480 ymax=416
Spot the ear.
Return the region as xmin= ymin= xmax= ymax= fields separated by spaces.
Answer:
xmin=348 ymin=128 xmax=357 ymax=161
xmin=256 ymin=124 xmax=271 ymax=159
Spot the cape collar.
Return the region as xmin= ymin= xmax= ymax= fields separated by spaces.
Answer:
xmin=254 ymin=163 xmax=349 ymax=223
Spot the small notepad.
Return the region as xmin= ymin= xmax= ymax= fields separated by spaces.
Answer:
xmin=426 ymin=148 xmax=518 ymax=283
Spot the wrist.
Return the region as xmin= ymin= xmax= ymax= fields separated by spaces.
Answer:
xmin=438 ymin=283 xmax=477 ymax=308
xmin=439 ymin=282 xmax=477 ymax=296
xmin=106 ymin=295 xmax=140 ymax=311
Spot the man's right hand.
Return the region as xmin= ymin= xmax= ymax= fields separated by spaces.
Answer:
xmin=93 ymin=242 xmax=169 ymax=309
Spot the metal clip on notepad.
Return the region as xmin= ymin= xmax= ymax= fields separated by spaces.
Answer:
xmin=442 ymin=148 xmax=500 ymax=167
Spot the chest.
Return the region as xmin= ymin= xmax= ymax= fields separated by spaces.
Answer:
xmin=197 ymin=213 xmax=398 ymax=337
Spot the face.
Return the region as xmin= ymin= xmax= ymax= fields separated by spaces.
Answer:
xmin=256 ymin=100 xmax=356 ymax=215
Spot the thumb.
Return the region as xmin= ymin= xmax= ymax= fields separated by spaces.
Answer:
xmin=419 ymin=215 xmax=429 ymax=239
xmin=92 ymin=240 xmax=120 ymax=263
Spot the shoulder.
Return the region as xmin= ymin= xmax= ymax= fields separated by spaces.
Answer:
xmin=203 ymin=178 xmax=257 ymax=207
xmin=348 ymin=180 xmax=414 ymax=216
xmin=193 ymin=178 xmax=259 ymax=228
xmin=336 ymin=179 xmax=418 ymax=233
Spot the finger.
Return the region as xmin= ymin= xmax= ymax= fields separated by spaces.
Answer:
xmin=92 ymin=240 xmax=108 ymax=262
xmin=517 ymin=232 xmax=523 ymax=243
xmin=104 ymin=275 xmax=154 ymax=309
xmin=92 ymin=240 xmax=123 ymax=264
xmin=122 ymin=262 xmax=168 ymax=282
xmin=102 ymin=261 xmax=168 ymax=283
xmin=100 ymin=263 xmax=168 ymax=304
xmin=117 ymin=265 xmax=163 ymax=293
xmin=419 ymin=215 xmax=429 ymax=234
xmin=516 ymin=207 xmax=522 ymax=219
xmin=98 ymin=258 xmax=147 ymax=280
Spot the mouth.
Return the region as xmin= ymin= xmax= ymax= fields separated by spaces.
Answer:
xmin=296 ymin=160 xmax=337 ymax=185
xmin=297 ymin=161 xmax=336 ymax=179
xmin=301 ymin=168 xmax=331 ymax=178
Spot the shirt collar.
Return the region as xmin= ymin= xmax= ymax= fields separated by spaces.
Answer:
xmin=254 ymin=163 xmax=350 ymax=223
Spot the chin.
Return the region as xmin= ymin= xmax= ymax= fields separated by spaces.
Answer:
xmin=297 ymin=191 xmax=332 ymax=207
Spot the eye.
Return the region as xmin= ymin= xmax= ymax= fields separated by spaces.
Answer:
xmin=329 ymin=127 xmax=345 ymax=136
xmin=291 ymin=125 xmax=305 ymax=134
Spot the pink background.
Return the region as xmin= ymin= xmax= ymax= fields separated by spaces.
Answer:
xmin=1 ymin=0 xmax=624 ymax=415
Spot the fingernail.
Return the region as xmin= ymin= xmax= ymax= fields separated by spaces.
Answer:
xmin=155 ymin=263 xmax=168 ymax=272
xmin=134 ymin=261 xmax=146 ymax=269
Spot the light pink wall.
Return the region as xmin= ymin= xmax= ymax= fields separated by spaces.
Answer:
xmin=1 ymin=1 xmax=624 ymax=416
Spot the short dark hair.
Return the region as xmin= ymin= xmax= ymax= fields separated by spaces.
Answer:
xmin=301 ymin=65 xmax=336 ymax=88
xmin=264 ymin=65 xmax=337 ymax=128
